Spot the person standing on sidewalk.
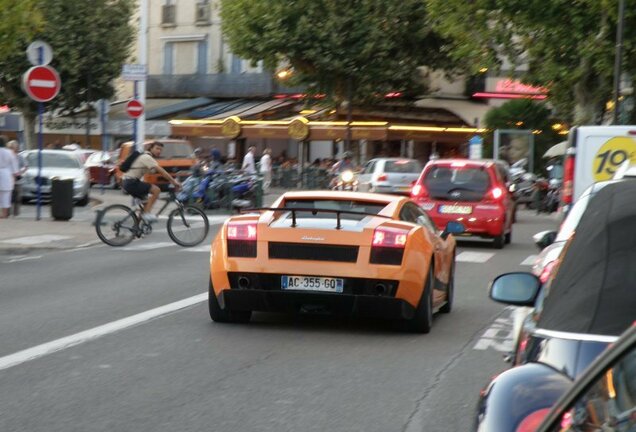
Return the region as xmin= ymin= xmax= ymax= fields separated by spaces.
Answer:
xmin=0 ymin=137 xmax=19 ymax=219
xmin=241 ymin=146 xmax=256 ymax=174
xmin=259 ymin=148 xmax=272 ymax=193
xmin=7 ymin=140 xmax=27 ymax=216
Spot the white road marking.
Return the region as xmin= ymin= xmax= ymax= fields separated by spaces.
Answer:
xmin=0 ymin=292 xmax=207 ymax=371
xmin=1 ymin=234 xmax=72 ymax=245
xmin=3 ymin=255 xmax=43 ymax=263
xmin=520 ymin=255 xmax=537 ymax=266
xmin=180 ymin=245 xmax=211 ymax=252
xmin=121 ymin=242 xmax=174 ymax=251
xmin=473 ymin=312 xmax=515 ymax=352
xmin=456 ymin=251 xmax=495 ymax=263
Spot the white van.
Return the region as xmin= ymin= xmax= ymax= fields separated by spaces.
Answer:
xmin=562 ymin=125 xmax=636 ymax=213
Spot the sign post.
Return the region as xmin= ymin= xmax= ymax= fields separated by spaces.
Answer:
xmin=122 ymin=63 xmax=147 ymax=151
xmin=23 ymin=41 xmax=61 ymax=220
xmin=469 ymin=135 xmax=484 ymax=160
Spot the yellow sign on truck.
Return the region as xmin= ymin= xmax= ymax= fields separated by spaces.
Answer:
xmin=562 ymin=126 xmax=636 ymax=213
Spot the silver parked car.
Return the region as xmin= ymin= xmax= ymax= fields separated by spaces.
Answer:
xmin=21 ymin=150 xmax=90 ymax=206
xmin=357 ymin=158 xmax=422 ymax=195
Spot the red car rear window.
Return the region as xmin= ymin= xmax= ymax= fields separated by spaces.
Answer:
xmin=423 ymin=166 xmax=491 ymax=201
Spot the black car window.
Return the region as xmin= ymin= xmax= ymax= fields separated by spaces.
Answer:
xmin=411 ymin=205 xmax=437 ymax=233
xmin=25 ymin=153 xmax=81 ymax=168
xmin=424 ymin=166 xmax=491 ymax=201
xmin=399 ymin=204 xmax=418 ymax=223
xmin=385 ymin=160 xmax=421 ymax=173
xmin=362 ymin=161 xmax=376 ymax=174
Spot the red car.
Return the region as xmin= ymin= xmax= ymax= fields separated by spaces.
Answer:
xmin=410 ymin=159 xmax=514 ymax=248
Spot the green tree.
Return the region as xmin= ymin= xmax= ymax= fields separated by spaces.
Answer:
xmin=483 ymin=99 xmax=562 ymax=172
xmin=0 ymin=0 xmax=135 ymax=149
xmin=427 ymin=0 xmax=636 ymax=125
xmin=221 ymin=0 xmax=456 ymax=105
xmin=0 ymin=0 xmax=43 ymax=61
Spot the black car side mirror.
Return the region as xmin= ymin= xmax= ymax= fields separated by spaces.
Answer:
xmin=489 ymin=272 xmax=541 ymax=307
xmin=533 ymin=230 xmax=557 ymax=250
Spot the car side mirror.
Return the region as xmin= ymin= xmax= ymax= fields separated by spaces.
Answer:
xmin=489 ymin=272 xmax=541 ymax=307
xmin=533 ymin=230 xmax=557 ymax=250
xmin=441 ymin=221 xmax=465 ymax=240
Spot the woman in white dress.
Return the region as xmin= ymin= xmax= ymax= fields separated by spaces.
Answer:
xmin=0 ymin=138 xmax=19 ymax=218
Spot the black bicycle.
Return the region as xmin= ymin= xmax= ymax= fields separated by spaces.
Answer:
xmin=95 ymin=187 xmax=209 ymax=247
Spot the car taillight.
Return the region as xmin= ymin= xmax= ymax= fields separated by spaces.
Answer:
xmin=539 ymin=259 xmax=558 ymax=283
xmin=370 ymin=226 xmax=409 ymax=265
xmin=489 ymin=186 xmax=504 ymax=200
xmin=227 ymin=221 xmax=257 ymax=257
xmin=516 ymin=408 xmax=551 ymax=432
xmin=562 ymin=153 xmax=575 ymax=205
xmin=411 ymin=183 xmax=429 ymax=198
xmin=377 ymin=173 xmax=388 ymax=181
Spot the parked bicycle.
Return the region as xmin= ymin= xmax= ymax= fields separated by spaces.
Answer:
xmin=95 ymin=186 xmax=209 ymax=247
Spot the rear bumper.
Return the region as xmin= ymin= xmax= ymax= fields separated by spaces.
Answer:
xmin=217 ymin=289 xmax=416 ymax=320
xmin=418 ymin=203 xmax=506 ymax=237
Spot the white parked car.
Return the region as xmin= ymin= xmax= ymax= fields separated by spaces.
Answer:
xmin=21 ymin=150 xmax=90 ymax=206
xmin=357 ymin=158 xmax=422 ymax=195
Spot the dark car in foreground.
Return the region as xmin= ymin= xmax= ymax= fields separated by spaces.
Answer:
xmin=475 ymin=180 xmax=636 ymax=431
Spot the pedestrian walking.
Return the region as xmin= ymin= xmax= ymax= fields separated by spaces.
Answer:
xmin=260 ymin=148 xmax=272 ymax=193
xmin=0 ymin=137 xmax=19 ymax=218
xmin=7 ymin=140 xmax=27 ymax=216
xmin=241 ymin=146 xmax=256 ymax=174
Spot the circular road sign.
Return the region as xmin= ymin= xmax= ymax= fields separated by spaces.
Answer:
xmin=126 ymin=99 xmax=144 ymax=119
xmin=22 ymin=65 xmax=61 ymax=102
xmin=26 ymin=40 xmax=53 ymax=66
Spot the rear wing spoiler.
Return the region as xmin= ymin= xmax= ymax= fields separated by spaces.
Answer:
xmin=241 ymin=207 xmax=392 ymax=230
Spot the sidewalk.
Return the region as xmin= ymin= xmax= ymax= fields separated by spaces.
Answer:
xmin=0 ymin=187 xmax=286 ymax=254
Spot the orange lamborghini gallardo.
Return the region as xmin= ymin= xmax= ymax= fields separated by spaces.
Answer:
xmin=209 ymin=191 xmax=464 ymax=333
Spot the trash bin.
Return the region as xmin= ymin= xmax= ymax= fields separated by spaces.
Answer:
xmin=51 ymin=178 xmax=74 ymax=220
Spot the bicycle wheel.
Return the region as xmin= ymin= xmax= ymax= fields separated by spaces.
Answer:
xmin=95 ymin=204 xmax=138 ymax=247
xmin=167 ymin=205 xmax=209 ymax=247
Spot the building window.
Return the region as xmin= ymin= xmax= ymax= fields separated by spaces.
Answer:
xmin=231 ymin=54 xmax=243 ymax=74
xmin=195 ymin=0 xmax=210 ymax=24
xmin=162 ymin=2 xmax=176 ymax=26
xmin=163 ymin=42 xmax=174 ymax=75
xmin=197 ymin=39 xmax=208 ymax=75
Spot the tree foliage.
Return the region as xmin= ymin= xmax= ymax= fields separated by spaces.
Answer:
xmin=428 ymin=0 xmax=636 ymax=125
xmin=221 ymin=0 xmax=456 ymax=104
xmin=483 ymin=99 xmax=562 ymax=171
xmin=0 ymin=0 xmax=135 ymax=147
xmin=0 ymin=0 xmax=43 ymax=62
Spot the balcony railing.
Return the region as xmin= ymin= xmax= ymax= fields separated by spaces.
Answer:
xmin=147 ymin=73 xmax=304 ymax=98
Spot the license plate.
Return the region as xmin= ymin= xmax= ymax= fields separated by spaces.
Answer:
xmin=281 ymin=275 xmax=344 ymax=293
xmin=439 ymin=205 xmax=472 ymax=214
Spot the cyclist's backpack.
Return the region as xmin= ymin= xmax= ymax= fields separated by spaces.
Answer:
xmin=119 ymin=149 xmax=142 ymax=172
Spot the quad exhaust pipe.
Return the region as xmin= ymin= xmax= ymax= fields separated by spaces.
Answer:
xmin=238 ymin=276 xmax=251 ymax=289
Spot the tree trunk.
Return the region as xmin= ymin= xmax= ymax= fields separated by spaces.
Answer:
xmin=572 ymin=57 xmax=604 ymax=125
xmin=23 ymin=111 xmax=37 ymax=150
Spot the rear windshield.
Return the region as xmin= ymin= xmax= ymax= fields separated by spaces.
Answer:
xmin=423 ymin=166 xmax=491 ymax=200
xmin=156 ymin=143 xmax=194 ymax=159
xmin=385 ymin=160 xmax=421 ymax=173
xmin=283 ymin=199 xmax=386 ymax=221
xmin=25 ymin=153 xmax=81 ymax=168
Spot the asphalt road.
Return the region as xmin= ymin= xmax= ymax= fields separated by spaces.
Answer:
xmin=0 ymin=210 xmax=558 ymax=432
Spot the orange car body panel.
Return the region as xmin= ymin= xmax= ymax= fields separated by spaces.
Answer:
xmin=209 ymin=191 xmax=457 ymax=310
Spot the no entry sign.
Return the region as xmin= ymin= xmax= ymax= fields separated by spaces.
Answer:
xmin=22 ymin=65 xmax=61 ymax=102
xmin=126 ymin=99 xmax=144 ymax=119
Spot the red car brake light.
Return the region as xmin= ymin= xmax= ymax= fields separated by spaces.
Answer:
xmin=372 ymin=226 xmax=409 ymax=248
xmin=227 ymin=221 xmax=257 ymax=257
xmin=515 ymin=408 xmax=551 ymax=432
xmin=562 ymin=153 xmax=575 ymax=205
xmin=411 ymin=183 xmax=429 ymax=198
xmin=539 ymin=259 xmax=558 ymax=283
xmin=377 ymin=173 xmax=388 ymax=182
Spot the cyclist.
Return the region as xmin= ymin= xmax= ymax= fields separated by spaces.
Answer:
xmin=121 ymin=141 xmax=181 ymax=223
